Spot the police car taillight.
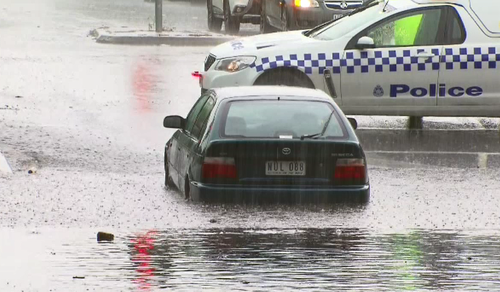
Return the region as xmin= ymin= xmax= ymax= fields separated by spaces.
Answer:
xmin=334 ymin=158 xmax=367 ymax=185
xmin=202 ymin=157 xmax=237 ymax=179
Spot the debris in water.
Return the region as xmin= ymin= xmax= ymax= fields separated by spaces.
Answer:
xmin=209 ymin=219 xmax=217 ymax=223
xmin=73 ymin=276 xmax=85 ymax=279
xmin=97 ymin=231 xmax=114 ymax=242
xmin=88 ymin=29 xmax=99 ymax=38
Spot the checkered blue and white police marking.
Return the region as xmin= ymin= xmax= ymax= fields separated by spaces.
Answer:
xmin=249 ymin=47 xmax=499 ymax=98
xmin=250 ymin=47 xmax=499 ymax=74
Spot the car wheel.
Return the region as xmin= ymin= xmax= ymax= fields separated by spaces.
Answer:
xmin=280 ymin=7 xmax=289 ymax=31
xmin=207 ymin=0 xmax=222 ymax=32
xmin=254 ymin=68 xmax=315 ymax=88
xmin=260 ymin=2 xmax=274 ymax=34
xmin=164 ymin=153 xmax=175 ymax=189
xmin=184 ymin=176 xmax=191 ymax=201
xmin=224 ymin=0 xmax=240 ymax=34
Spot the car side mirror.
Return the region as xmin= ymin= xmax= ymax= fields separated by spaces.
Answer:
xmin=356 ymin=36 xmax=375 ymax=50
xmin=163 ymin=115 xmax=185 ymax=129
xmin=347 ymin=118 xmax=358 ymax=130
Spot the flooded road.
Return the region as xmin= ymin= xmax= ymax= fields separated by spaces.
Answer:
xmin=2 ymin=165 xmax=500 ymax=290
xmin=2 ymin=228 xmax=500 ymax=291
xmin=1 ymin=0 xmax=500 ymax=290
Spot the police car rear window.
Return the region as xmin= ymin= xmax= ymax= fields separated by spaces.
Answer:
xmin=221 ymin=100 xmax=347 ymax=139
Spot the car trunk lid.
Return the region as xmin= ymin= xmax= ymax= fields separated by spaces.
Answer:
xmin=203 ymin=139 xmax=366 ymax=186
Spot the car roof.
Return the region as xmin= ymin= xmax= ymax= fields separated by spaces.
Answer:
xmin=210 ymin=86 xmax=333 ymax=101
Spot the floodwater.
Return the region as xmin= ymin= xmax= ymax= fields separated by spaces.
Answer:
xmin=2 ymin=228 xmax=500 ymax=291
xmin=2 ymin=0 xmax=500 ymax=291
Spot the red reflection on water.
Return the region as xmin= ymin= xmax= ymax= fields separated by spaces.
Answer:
xmin=131 ymin=230 xmax=158 ymax=291
xmin=132 ymin=62 xmax=153 ymax=113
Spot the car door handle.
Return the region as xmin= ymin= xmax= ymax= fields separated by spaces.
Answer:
xmin=323 ymin=69 xmax=337 ymax=98
xmin=415 ymin=52 xmax=436 ymax=59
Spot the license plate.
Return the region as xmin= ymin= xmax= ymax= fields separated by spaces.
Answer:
xmin=265 ymin=161 xmax=306 ymax=176
xmin=333 ymin=14 xmax=343 ymax=20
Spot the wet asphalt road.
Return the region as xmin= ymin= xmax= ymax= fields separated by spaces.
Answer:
xmin=1 ymin=0 xmax=500 ymax=291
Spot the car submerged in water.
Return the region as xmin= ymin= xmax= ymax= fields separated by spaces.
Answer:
xmin=163 ymin=86 xmax=370 ymax=203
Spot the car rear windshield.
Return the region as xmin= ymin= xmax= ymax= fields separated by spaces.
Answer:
xmin=221 ymin=100 xmax=347 ymax=139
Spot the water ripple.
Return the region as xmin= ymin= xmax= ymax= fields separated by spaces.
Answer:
xmin=23 ymin=228 xmax=496 ymax=291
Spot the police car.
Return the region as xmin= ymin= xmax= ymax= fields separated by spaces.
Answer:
xmin=199 ymin=0 xmax=500 ymax=118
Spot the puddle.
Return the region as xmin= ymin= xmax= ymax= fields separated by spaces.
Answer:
xmin=1 ymin=228 xmax=500 ymax=291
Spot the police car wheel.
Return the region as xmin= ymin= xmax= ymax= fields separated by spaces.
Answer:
xmin=207 ymin=0 xmax=222 ymax=32
xmin=260 ymin=3 xmax=274 ymax=34
xmin=184 ymin=176 xmax=191 ymax=201
xmin=254 ymin=68 xmax=314 ymax=88
xmin=164 ymin=152 xmax=175 ymax=189
xmin=224 ymin=0 xmax=240 ymax=34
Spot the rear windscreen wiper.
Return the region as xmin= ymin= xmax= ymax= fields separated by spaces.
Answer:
xmin=300 ymin=133 xmax=322 ymax=140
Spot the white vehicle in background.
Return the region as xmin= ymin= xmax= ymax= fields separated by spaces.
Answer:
xmin=199 ymin=0 xmax=500 ymax=118
xmin=207 ymin=0 xmax=262 ymax=34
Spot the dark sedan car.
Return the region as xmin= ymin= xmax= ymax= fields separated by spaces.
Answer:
xmin=163 ymin=86 xmax=370 ymax=203
xmin=260 ymin=0 xmax=365 ymax=32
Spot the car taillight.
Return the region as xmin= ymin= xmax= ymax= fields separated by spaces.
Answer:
xmin=192 ymin=71 xmax=203 ymax=87
xmin=334 ymin=158 xmax=367 ymax=185
xmin=202 ymin=157 xmax=237 ymax=179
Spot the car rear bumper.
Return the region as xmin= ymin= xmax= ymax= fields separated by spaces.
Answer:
xmin=190 ymin=181 xmax=370 ymax=203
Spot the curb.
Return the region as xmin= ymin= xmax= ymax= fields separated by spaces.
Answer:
xmin=357 ymin=129 xmax=500 ymax=153
xmin=93 ymin=29 xmax=236 ymax=46
xmin=366 ymin=151 xmax=500 ymax=169
xmin=359 ymin=129 xmax=500 ymax=168
xmin=0 ymin=151 xmax=13 ymax=174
